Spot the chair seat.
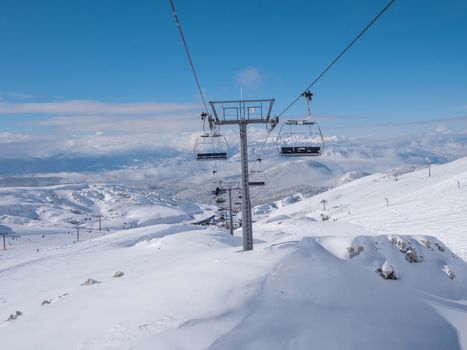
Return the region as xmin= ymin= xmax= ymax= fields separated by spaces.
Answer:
xmin=281 ymin=146 xmax=320 ymax=155
xmin=196 ymin=152 xmax=227 ymax=160
xmin=248 ymin=181 xmax=265 ymax=186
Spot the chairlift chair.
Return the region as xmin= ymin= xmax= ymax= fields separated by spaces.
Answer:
xmin=248 ymin=158 xmax=266 ymax=187
xmin=276 ymin=120 xmax=324 ymax=157
xmin=194 ymin=132 xmax=229 ymax=160
xmin=248 ymin=172 xmax=266 ymax=186
xmin=215 ymin=196 xmax=226 ymax=204
xmin=211 ymin=173 xmax=227 ymax=193
xmin=210 ymin=173 xmax=226 ymax=205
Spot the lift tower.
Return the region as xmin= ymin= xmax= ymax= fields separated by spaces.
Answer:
xmin=209 ymin=99 xmax=277 ymax=251
xmin=211 ymin=181 xmax=240 ymax=236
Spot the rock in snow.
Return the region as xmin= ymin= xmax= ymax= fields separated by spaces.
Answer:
xmin=347 ymin=246 xmax=364 ymax=259
xmin=443 ymin=265 xmax=456 ymax=280
xmin=6 ymin=311 xmax=22 ymax=322
xmin=112 ymin=271 xmax=124 ymax=278
xmin=80 ymin=278 xmax=101 ymax=286
xmin=376 ymin=261 xmax=398 ymax=280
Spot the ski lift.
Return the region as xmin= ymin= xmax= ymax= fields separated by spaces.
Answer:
xmin=214 ymin=189 xmax=226 ymax=205
xmin=210 ymin=171 xmax=227 ymax=205
xmin=248 ymin=158 xmax=266 ymax=186
xmin=194 ymin=132 xmax=229 ymax=160
xmin=210 ymin=171 xmax=226 ymax=195
xmin=276 ymin=120 xmax=324 ymax=156
xmin=215 ymin=197 xmax=226 ymax=204
xmin=276 ymin=91 xmax=324 ymax=157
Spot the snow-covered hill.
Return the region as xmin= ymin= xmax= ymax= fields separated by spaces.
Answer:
xmin=1 ymin=157 xmax=467 ymax=349
xmin=257 ymin=156 xmax=467 ymax=259
xmin=0 ymin=183 xmax=203 ymax=237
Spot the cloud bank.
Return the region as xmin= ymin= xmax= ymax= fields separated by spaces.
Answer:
xmin=0 ymin=99 xmax=209 ymax=158
xmin=0 ymin=100 xmax=200 ymax=115
xmin=0 ymin=98 xmax=466 ymax=171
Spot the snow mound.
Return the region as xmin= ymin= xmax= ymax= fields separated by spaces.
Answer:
xmin=318 ymin=235 xmax=467 ymax=298
xmin=145 ymin=235 xmax=467 ymax=350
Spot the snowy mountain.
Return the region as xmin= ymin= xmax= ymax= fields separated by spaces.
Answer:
xmin=1 ymin=156 xmax=467 ymax=349
xmin=1 ymin=130 xmax=467 ymax=201
xmin=0 ymin=183 xmax=203 ymax=238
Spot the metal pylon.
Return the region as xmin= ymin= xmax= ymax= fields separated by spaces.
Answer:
xmin=239 ymin=121 xmax=253 ymax=250
xmin=208 ymin=99 xmax=277 ymax=251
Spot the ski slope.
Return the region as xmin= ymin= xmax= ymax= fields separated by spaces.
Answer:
xmin=1 ymin=157 xmax=467 ymax=349
xmin=257 ymin=156 xmax=467 ymax=259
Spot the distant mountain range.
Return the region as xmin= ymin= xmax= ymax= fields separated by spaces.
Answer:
xmin=0 ymin=131 xmax=466 ymax=207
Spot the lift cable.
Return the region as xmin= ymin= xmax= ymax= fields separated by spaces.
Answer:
xmin=276 ymin=0 xmax=395 ymax=118
xmin=169 ymin=0 xmax=219 ymax=177
xmin=168 ymin=0 xmax=209 ymax=114
xmin=250 ymin=127 xmax=274 ymax=172
xmin=253 ymin=0 xmax=394 ymax=169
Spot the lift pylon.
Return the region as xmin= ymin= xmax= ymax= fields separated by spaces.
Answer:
xmin=217 ymin=181 xmax=241 ymax=236
xmin=209 ymin=99 xmax=277 ymax=251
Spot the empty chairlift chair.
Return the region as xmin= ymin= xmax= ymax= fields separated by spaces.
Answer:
xmin=194 ymin=133 xmax=229 ymax=160
xmin=248 ymin=158 xmax=266 ymax=187
xmin=276 ymin=120 xmax=324 ymax=157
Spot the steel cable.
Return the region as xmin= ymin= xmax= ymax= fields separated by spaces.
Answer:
xmin=277 ymin=0 xmax=395 ymax=117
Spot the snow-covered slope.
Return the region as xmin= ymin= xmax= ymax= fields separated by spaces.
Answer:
xmin=1 ymin=157 xmax=467 ymax=349
xmin=1 ymin=227 xmax=467 ymax=349
xmin=257 ymin=156 xmax=467 ymax=259
xmin=0 ymin=183 xmax=202 ymax=235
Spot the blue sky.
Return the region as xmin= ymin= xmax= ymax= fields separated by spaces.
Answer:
xmin=0 ymin=0 xmax=467 ymax=157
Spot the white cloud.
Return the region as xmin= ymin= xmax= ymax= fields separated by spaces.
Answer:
xmin=0 ymin=130 xmax=191 ymax=158
xmin=0 ymin=92 xmax=34 ymax=101
xmin=0 ymin=99 xmax=209 ymax=158
xmin=326 ymin=115 xmax=467 ymax=131
xmin=235 ymin=67 xmax=262 ymax=89
xmin=2 ymin=97 xmax=467 ymax=167
xmin=435 ymin=124 xmax=450 ymax=134
xmin=31 ymin=113 xmax=200 ymax=133
xmin=0 ymin=100 xmax=200 ymax=115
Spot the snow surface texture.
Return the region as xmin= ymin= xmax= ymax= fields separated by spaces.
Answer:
xmin=1 ymin=158 xmax=467 ymax=349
